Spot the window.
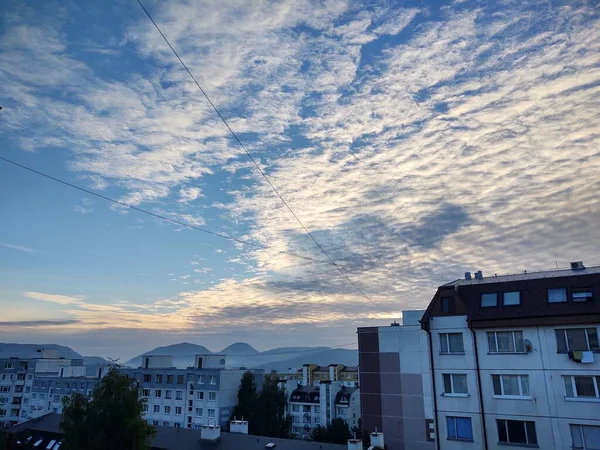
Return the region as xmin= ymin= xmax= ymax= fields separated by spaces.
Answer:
xmin=80 ymin=383 xmax=85 ymax=390
xmin=164 ymin=406 xmax=171 ymax=414
xmin=497 ymin=419 xmax=537 ymax=446
xmin=573 ymin=287 xmax=593 ymax=302
xmin=440 ymin=333 xmax=464 ymax=354
xmin=53 ymin=395 xmax=60 ymax=402
xmin=153 ymin=420 xmax=159 ymax=425
xmin=52 ymin=407 xmax=58 ymax=413
xmin=492 ymin=375 xmax=530 ymax=397
xmin=548 ymin=287 xmax=567 ymax=303
xmin=4 ymin=362 xmax=13 ymax=369
xmin=163 ymin=422 xmax=169 ymax=427
xmin=570 ymin=424 xmax=600 ymax=449
xmin=155 ymin=389 xmax=162 ymax=398
xmin=481 ymin=293 xmax=498 ymax=307
xmin=292 ymin=405 xmax=300 ymax=412
xmin=167 ymin=375 xmax=174 ymax=384
xmin=156 ymin=375 xmax=163 ymax=383
xmin=208 ymin=392 xmax=216 ymax=401
xmin=165 ymin=390 xmax=172 ymax=399
xmin=142 ymin=389 xmax=150 ymax=397
xmin=153 ymin=405 xmax=160 ymax=413
xmin=25 ymin=387 xmax=30 ymax=393
xmin=32 ymin=393 xmax=37 ymax=399
xmin=0 ymin=387 xmax=9 ymax=393
xmin=177 ymin=375 xmax=184 ymax=384
xmin=39 ymin=394 xmax=45 ymax=400
xmin=195 ymin=408 xmax=203 ymax=417
xmin=564 ymin=376 xmax=600 ymax=399
xmin=197 ymin=391 xmax=204 ymax=400
xmin=143 ymin=404 xmax=148 ymax=412
xmin=313 ymin=406 xmax=320 ymax=413
xmin=176 ymin=390 xmax=183 ymax=400
xmin=198 ymin=375 xmax=205 ymax=384
xmin=556 ymin=328 xmax=599 ymax=353
xmin=447 ymin=416 xmax=473 ymax=441
xmin=441 ymin=297 xmax=455 ymax=314
xmin=303 ymin=405 xmax=311 ymax=412
xmin=175 ymin=406 xmax=182 ymax=415
xmin=503 ymin=291 xmax=520 ymax=306
xmin=143 ymin=374 xmax=151 ymax=383
xmin=209 ymin=375 xmax=216 ymax=385
xmin=174 ymin=422 xmax=180 ymax=428
xmin=443 ymin=374 xmax=468 ymax=395
xmin=487 ymin=331 xmax=525 ymax=353
xmin=208 ymin=408 xmax=215 ymax=418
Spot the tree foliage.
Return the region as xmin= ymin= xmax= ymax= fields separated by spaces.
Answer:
xmin=231 ymin=371 xmax=291 ymax=438
xmin=60 ymin=367 xmax=154 ymax=450
xmin=310 ymin=418 xmax=352 ymax=444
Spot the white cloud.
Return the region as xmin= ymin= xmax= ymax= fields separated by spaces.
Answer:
xmin=0 ymin=243 xmax=35 ymax=253
xmin=24 ymin=291 xmax=85 ymax=305
xmin=178 ymin=186 xmax=203 ymax=203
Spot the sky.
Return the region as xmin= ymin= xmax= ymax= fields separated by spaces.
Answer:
xmin=1 ymin=0 xmax=599 ymax=360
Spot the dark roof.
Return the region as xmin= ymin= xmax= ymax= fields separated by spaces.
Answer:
xmin=289 ymin=387 xmax=320 ymax=403
xmin=7 ymin=413 xmax=346 ymax=450
xmin=421 ymin=269 xmax=600 ymax=329
xmin=334 ymin=387 xmax=358 ymax=405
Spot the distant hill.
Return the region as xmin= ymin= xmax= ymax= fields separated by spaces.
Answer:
xmin=257 ymin=348 xmax=358 ymax=372
xmin=0 ymin=343 xmax=108 ymax=366
xmin=220 ymin=342 xmax=258 ymax=355
xmin=125 ymin=342 xmax=211 ymax=368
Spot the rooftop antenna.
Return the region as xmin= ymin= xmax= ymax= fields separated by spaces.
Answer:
xmin=555 ymin=254 xmax=558 ymax=270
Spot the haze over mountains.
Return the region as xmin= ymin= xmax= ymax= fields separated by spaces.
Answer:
xmin=0 ymin=343 xmax=108 ymax=365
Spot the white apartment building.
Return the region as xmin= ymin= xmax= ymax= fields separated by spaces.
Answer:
xmin=420 ymin=264 xmax=600 ymax=450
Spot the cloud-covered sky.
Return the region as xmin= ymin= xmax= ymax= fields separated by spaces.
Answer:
xmin=1 ymin=0 xmax=599 ymax=360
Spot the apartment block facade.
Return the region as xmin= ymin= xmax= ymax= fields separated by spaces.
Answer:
xmin=359 ymin=264 xmax=600 ymax=450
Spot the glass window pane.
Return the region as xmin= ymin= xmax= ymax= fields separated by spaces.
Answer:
xmin=564 ymin=377 xmax=575 ymax=397
xmin=449 ymin=333 xmax=464 ymax=353
xmin=443 ymin=375 xmax=452 ymax=394
xmin=481 ymin=293 xmax=497 ymax=307
xmin=456 ymin=418 xmax=473 ymax=440
xmin=514 ymin=331 xmax=525 ymax=352
xmin=497 ymin=420 xmax=508 ymax=442
xmin=453 ymin=375 xmax=468 ymax=394
xmin=556 ymin=329 xmax=567 ymax=352
xmin=492 ymin=376 xmax=502 ymax=395
xmin=548 ymin=288 xmax=567 ymax=303
xmin=504 ymin=291 xmax=520 ymax=305
xmin=503 ymin=376 xmax=520 ymax=396
xmin=570 ymin=425 xmax=584 ymax=449
xmin=567 ymin=329 xmax=588 ymax=351
xmin=488 ymin=333 xmax=497 ymax=352
xmin=574 ymin=377 xmax=596 ymax=397
xmin=582 ymin=425 xmax=600 ymax=449
xmin=507 ymin=420 xmax=527 ymax=444
xmin=440 ymin=335 xmax=449 ymax=353
xmin=446 ymin=417 xmax=456 ymax=439
xmin=521 ymin=376 xmax=530 ymax=396
xmin=588 ymin=329 xmax=600 ymax=351
xmin=497 ymin=332 xmax=514 ymax=352
xmin=526 ymin=422 xmax=537 ymax=445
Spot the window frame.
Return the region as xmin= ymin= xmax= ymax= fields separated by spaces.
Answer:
xmin=195 ymin=407 xmax=203 ymax=417
xmin=497 ymin=419 xmax=538 ymax=446
xmin=153 ymin=405 xmax=160 ymax=413
xmin=481 ymin=293 xmax=498 ymax=308
xmin=503 ymin=291 xmax=521 ymax=306
xmin=547 ymin=287 xmax=567 ymax=303
xmin=440 ymin=333 xmax=465 ymax=355
xmin=563 ymin=376 xmax=600 ymax=400
xmin=487 ymin=331 xmax=525 ymax=354
xmin=492 ymin=375 xmax=531 ymax=399
xmin=572 ymin=287 xmax=593 ymax=303
xmin=570 ymin=423 xmax=600 ymax=449
xmin=556 ymin=328 xmax=599 ymax=353
xmin=209 ymin=375 xmax=217 ymax=385
xmin=208 ymin=392 xmax=216 ymax=402
xmin=442 ymin=373 xmax=468 ymax=396
xmin=446 ymin=416 xmax=473 ymax=441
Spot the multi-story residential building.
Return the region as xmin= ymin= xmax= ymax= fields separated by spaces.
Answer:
xmin=359 ymin=263 xmax=600 ymax=450
xmin=122 ymin=354 xmax=264 ymax=430
xmin=300 ymin=364 xmax=359 ymax=387
xmin=288 ymin=381 xmax=360 ymax=439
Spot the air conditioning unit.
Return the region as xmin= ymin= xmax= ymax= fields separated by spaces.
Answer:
xmin=570 ymin=261 xmax=585 ymax=270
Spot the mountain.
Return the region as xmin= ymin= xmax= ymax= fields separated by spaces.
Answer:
xmin=125 ymin=342 xmax=211 ymax=368
xmin=257 ymin=348 xmax=358 ymax=372
xmin=220 ymin=342 xmax=258 ymax=355
xmin=82 ymin=356 xmax=109 ymax=365
xmin=0 ymin=343 xmax=108 ymax=366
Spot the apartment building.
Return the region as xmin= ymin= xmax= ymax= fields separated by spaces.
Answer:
xmin=122 ymin=354 xmax=264 ymax=430
xmin=359 ymin=263 xmax=600 ymax=450
xmin=420 ymin=263 xmax=600 ymax=450
xmin=300 ymin=364 xmax=359 ymax=387
xmin=287 ymin=381 xmax=360 ymax=439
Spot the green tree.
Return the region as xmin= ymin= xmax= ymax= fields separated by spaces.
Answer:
xmin=310 ymin=425 xmax=328 ymax=442
xmin=230 ymin=371 xmax=257 ymax=425
xmin=327 ymin=418 xmax=352 ymax=444
xmin=60 ymin=367 xmax=154 ymax=450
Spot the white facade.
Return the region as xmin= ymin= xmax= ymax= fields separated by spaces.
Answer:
xmin=430 ymin=315 xmax=600 ymax=449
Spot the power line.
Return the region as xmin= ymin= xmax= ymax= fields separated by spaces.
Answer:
xmin=0 ymin=155 xmax=331 ymax=266
xmin=135 ymin=0 xmax=391 ymax=315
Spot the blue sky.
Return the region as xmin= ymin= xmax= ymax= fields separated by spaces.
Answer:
xmin=1 ymin=0 xmax=599 ymax=360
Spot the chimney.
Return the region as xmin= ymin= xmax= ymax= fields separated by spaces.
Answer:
xmin=464 ymin=272 xmax=471 ymax=280
xmin=370 ymin=431 xmax=384 ymax=449
xmin=230 ymin=419 xmax=249 ymax=435
xmin=475 ymin=270 xmax=483 ymax=280
xmin=200 ymin=425 xmax=221 ymax=442
xmin=347 ymin=439 xmax=362 ymax=450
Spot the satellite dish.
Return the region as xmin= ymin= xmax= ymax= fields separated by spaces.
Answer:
xmin=524 ymin=339 xmax=533 ymax=352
